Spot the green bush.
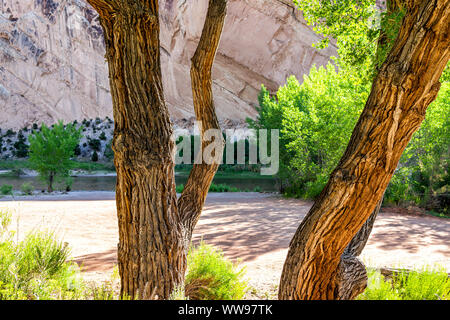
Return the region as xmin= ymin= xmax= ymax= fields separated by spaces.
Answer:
xmin=176 ymin=184 xmax=184 ymax=193
xmin=0 ymin=184 xmax=13 ymax=195
xmin=91 ymin=151 xmax=99 ymax=162
xmin=0 ymin=211 xmax=86 ymax=300
xmin=358 ymin=268 xmax=450 ymax=300
xmin=176 ymin=183 xmax=242 ymax=193
xmin=209 ymin=183 xmax=240 ymax=192
xmin=20 ymin=182 xmax=34 ymax=195
xmin=185 ymin=242 xmax=247 ymax=300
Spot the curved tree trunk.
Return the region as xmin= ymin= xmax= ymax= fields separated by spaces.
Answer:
xmin=333 ymin=0 xmax=402 ymax=299
xmin=279 ymin=0 xmax=449 ymax=300
xmin=177 ymin=0 xmax=227 ymax=245
xmin=86 ymin=0 xmax=227 ymax=299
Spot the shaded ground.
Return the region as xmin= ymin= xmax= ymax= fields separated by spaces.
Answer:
xmin=1 ymin=192 xmax=449 ymax=297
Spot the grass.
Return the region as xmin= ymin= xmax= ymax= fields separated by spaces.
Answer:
xmin=426 ymin=211 xmax=450 ymax=219
xmin=357 ymin=268 xmax=450 ymax=300
xmin=184 ymin=241 xmax=247 ymax=300
xmin=176 ymin=183 xmax=263 ymax=193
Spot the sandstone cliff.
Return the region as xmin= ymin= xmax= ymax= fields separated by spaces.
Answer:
xmin=0 ymin=0 xmax=336 ymax=129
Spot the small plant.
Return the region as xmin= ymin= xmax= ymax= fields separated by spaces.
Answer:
xmin=74 ymin=144 xmax=81 ymax=156
xmin=20 ymin=182 xmax=34 ymax=195
xmin=91 ymin=151 xmax=99 ymax=162
xmin=64 ymin=176 xmax=73 ymax=192
xmin=13 ymin=130 xmax=29 ymax=158
xmin=169 ymin=284 xmax=188 ymax=300
xmin=0 ymin=184 xmax=13 ymax=195
xmin=99 ymin=131 xmax=107 ymax=141
xmin=104 ymin=140 xmax=114 ymax=160
xmin=253 ymin=186 xmax=262 ymax=192
xmin=185 ymin=242 xmax=247 ymax=300
xmin=209 ymin=183 xmax=240 ymax=192
xmin=88 ymin=138 xmax=101 ymax=152
xmin=176 ymin=184 xmax=184 ymax=193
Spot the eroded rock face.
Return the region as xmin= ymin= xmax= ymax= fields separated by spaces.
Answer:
xmin=0 ymin=0 xmax=336 ymax=129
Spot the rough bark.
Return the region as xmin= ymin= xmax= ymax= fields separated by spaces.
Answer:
xmin=86 ymin=0 xmax=227 ymax=299
xmin=334 ymin=198 xmax=381 ymax=299
xmin=279 ymin=0 xmax=450 ymax=300
xmin=333 ymin=0 xmax=404 ymax=299
xmin=177 ymin=0 xmax=227 ymax=245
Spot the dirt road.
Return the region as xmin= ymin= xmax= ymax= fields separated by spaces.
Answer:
xmin=1 ymin=192 xmax=449 ymax=297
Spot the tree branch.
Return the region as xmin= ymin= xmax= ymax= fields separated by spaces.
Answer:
xmin=177 ymin=0 xmax=228 ymax=240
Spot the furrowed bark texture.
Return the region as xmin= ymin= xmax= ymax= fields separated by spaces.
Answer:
xmin=86 ymin=0 xmax=227 ymax=299
xmin=177 ymin=0 xmax=227 ymax=244
xmin=279 ymin=0 xmax=450 ymax=300
xmin=333 ymin=0 xmax=403 ymax=299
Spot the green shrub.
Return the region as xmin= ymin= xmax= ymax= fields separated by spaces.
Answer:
xmin=209 ymin=184 xmax=240 ymax=192
xmin=0 ymin=184 xmax=13 ymax=195
xmin=88 ymin=138 xmax=101 ymax=152
xmin=176 ymin=184 xmax=184 ymax=193
xmin=358 ymin=268 xmax=450 ymax=300
xmin=20 ymin=182 xmax=34 ymax=195
xmin=91 ymin=151 xmax=99 ymax=162
xmin=99 ymin=132 xmax=107 ymax=141
xmin=104 ymin=140 xmax=114 ymax=160
xmin=185 ymin=242 xmax=247 ymax=300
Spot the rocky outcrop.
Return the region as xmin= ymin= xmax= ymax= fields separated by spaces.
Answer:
xmin=0 ymin=0 xmax=336 ymax=129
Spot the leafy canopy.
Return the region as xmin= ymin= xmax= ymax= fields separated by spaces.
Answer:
xmin=28 ymin=121 xmax=82 ymax=188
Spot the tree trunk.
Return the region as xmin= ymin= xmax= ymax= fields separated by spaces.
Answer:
xmin=177 ymin=0 xmax=227 ymax=245
xmin=47 ymin=173 xmax=54 ymax=193
xmin=333 ymin=0 xmax=402 ymax=299
xmin=86 ymin=0 xmax=185 ymax=300
xmin=334 ymin=197 xmax=382 ymax=299
xmin=86 ymin=0 xmax=227 ymax=299
xmin=279 ymin=0 xmax=449 ymax=300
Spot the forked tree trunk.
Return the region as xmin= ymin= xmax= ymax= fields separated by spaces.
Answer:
xmin=279 ymin=0 xmax=449 ymax=300
xmin=86 ymin=0 xmax=227 ymax=299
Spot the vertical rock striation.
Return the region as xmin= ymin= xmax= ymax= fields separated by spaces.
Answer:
xmin=0 ymin=0 xmax=336 ymax=129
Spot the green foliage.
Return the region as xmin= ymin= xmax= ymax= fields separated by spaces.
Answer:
xmin=250 ymin=64 xmax=369 ymax=198
xmin=185 ymin=242 xmax=247 ymax=300
xmin=28 ymin=121 xmax=82 ymax=192
xmin=88 ymin=138 xmax=101 ymax=152
xmin=20 ymin=182 xmax=34 ymax=195
xmin=385 ymin=66 xmax=450 ymax=212
xmin=293 ymin=0 xmax=405 ymax=78
xmin=0 ymin=211 xmax=86 ymax=300
xmin=209 ymin=183 xmax=240 ymax=192
xmin=91 ymin=151 xmax=99 ymax=162
xmin=358 ymin=268 xmax=450 ymax=300
xmin=176 ymin=184 xmax=184 ymax=193
xmin=104 ymin=140 xmax=114 ymax=160
xmin=0 ymin=184 xmax=13 ymax=195
xmin=13 ymin=130 xmax=29 ymax=158
xmin=176 ymin=183 xmax=242 ymax=193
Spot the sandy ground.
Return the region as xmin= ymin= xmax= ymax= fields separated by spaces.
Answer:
xmin=1 ymin=192 xmax=449 ymax=298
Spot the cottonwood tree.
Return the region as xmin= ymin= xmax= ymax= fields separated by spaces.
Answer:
xmin=85 ymin=0 xmax=227 ymax=299
xmin=279 ymin=0 xmax=449 ymax=299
